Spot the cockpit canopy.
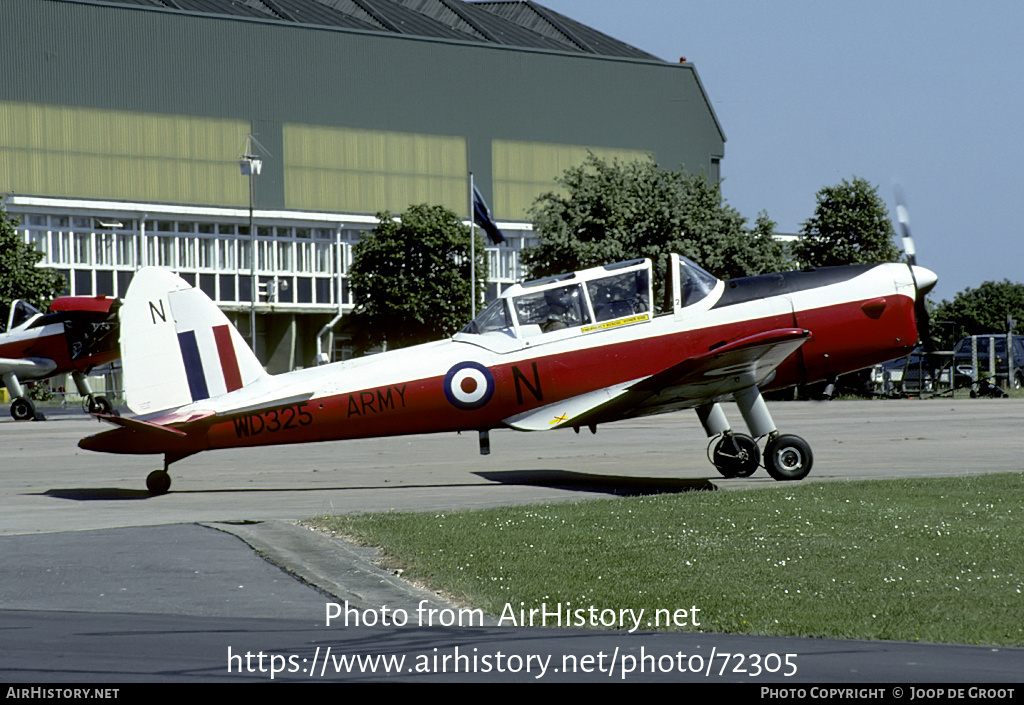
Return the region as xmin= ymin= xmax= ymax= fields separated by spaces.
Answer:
xmin=2 ymin=300 xmax=44 ymax=333
xmin=459 ymin=254 xmax=719 ymax=343
xmin=675 ymin=254 xmax=719 ymax=309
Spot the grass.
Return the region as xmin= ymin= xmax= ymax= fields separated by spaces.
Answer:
xmin=308 ymin=473 xmax=1024 ymax=646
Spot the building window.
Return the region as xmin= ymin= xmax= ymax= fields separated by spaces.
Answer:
xmin=73 ymin=232 xmax=92 ymax=265
xmin=158 ymin=236 xmax=175 ymax=267
xmin=178 ymin=238 xmax=195 ymax=269
xmin=52 ymin=231 xmax=71 ymax=265
xmin=198 ymin=237 xmax=216 ymax=269
xmin=96 ymin=232 xmax=114 ymax=266
xmin=219 ymin=239 xmax=236 ymax=270
xmin=277 ymin=241 xmax=293 ymax=271
xmin=96 ymin=270 xmax=114 ymax=297
xmin=74 ymin=269 xmax=92 ymax=296
xmin=315 ymin=242 xmax=332 ymax=273
xmin=219 ymin=274 xmax=236 ymax=302
xmin=117 ymin=233 xmax=135 ymax=267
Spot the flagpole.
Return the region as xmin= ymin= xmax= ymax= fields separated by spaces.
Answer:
xmin=469 ymin=171 xmax=476 ymax=319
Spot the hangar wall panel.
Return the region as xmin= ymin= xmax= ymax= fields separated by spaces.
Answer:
xmin=283 ymin=124 xmax=466 ymax=214
xmin=492 ymin=140 xmax=651 ymax=220
xmin=0 ymin=101 xmax=250 ymax=206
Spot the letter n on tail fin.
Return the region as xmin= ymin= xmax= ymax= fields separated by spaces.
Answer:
xmin=120 ymin=267 xmax=265 ymax=415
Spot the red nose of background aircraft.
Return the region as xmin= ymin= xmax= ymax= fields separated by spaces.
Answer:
xmin=1 ymin=296 xmax=120 ymax=421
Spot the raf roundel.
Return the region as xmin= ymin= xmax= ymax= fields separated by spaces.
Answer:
xmin=444 ymin=361 xmax=495 ymax=410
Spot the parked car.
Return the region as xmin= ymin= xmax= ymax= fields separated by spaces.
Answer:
xmin=871 ymin=345 xmax=948 ymax=395
xmin=951 ymin=335 xmax=1024 ymax=389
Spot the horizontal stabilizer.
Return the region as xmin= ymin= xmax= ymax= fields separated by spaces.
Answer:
xmin=78 ymin=412 xmax=203 ymax=456
xmin=91 ymin=413 xmax=188 ymax=438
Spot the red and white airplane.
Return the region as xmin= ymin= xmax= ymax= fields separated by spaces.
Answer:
xmin=80 ymin=252 xmax=936 ymax=495
xmin=1 ymin=296 xmax=120 ymax=420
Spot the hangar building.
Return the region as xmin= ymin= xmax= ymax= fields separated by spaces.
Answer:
xmin=0 ymin=0 xmax=724 ymax=373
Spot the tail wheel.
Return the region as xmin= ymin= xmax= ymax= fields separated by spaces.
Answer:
xmin=712 ymin=433 xmax=760 ymax=478
xmin=146 ymin=470 xmax=171 ymax=495
xmin=764 ymin=435 xmax=813 ymax=481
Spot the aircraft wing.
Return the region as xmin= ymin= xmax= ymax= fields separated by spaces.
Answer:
xmin=0 ymin=357 xmax=58 ymax=379
xmin=503 ymin=328 xmax=810 ymax=431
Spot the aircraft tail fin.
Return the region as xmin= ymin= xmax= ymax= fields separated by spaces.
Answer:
xmin=119 ymin=267 xmax=265 ymax=415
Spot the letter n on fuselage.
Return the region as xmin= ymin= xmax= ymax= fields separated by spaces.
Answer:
xmin=512 ymin=362 xmax=543 ymax=405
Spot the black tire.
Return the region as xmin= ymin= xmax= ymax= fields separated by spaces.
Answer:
xmin=764 ymin=434 xmax=813 ymax=481
xmin=713 ymin=434 xmax=760 ymax=478
xmin=10 ymin=397 xmax=36 ymax=421
xmin=146 ymin=470 xmax=172 ymax=495
xmin=86 ymin=396 xmax=113 ymax=415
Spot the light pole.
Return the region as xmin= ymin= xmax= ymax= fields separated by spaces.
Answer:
xmin=239 ymin=136 xmax=262 ymax=352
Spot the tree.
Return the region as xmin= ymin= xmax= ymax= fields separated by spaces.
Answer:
xmin=522 ymin=154 xmax=789 ymax=310
xmin=0 ymin=203 xmax=65 ymax=331
xmin=347 ymin=203 xmax=486 ymax=354
xmin=792 ymin=177 xmax=901 ymax=267
xmin=931 ymin=280 xmax=1024 ymax=347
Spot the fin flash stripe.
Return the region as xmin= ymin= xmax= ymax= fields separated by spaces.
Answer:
xmin=213 ymin=324 xmax=243 ymax=392
xmin=178 ymin=324 xmax=244 ymax=402
xmin=178 ymin=330 xmax=209 ymax=402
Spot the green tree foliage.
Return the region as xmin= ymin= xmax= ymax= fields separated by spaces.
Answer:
xmin=931 ymin=280 xmax=1024 ymax=347
xmin=0 ymin=203 xmax=65 ymax=330
xmin=347 ymin=204 xmax=486 ymax=354
xmin=793 ymin=177 xmax=901 ymax=267
xmin=522 ymin=154 xmax=789 ymax=310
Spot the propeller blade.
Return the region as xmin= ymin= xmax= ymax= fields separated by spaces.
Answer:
xmin=895 ymin=187 xmax=937 ymax=352
xmin=895 ymin=185 xmax=916 ymax=267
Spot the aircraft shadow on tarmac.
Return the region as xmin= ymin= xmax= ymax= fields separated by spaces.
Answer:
xmin=40 ymin=471 xmax=715 ymax=501
xmin=474 ymin=470 xmax=716 ymax=496
xmin=41 ymin=488 xmax=154 ymax=500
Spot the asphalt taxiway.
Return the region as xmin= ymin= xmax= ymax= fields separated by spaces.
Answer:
xmin=2 ymin=400 xmax=1022 ymax=682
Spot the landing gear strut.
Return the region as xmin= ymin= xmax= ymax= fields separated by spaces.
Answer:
xmin=4 ymin=372 xmax=44 ymax=421
xmin=698 ymin=386 xmax=814 ymax=481
xmin=73 ymin=371 xmax=115 ymax=416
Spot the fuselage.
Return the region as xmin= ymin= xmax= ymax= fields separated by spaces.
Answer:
xmin=81 ymin=260 xmax=926 ymax=458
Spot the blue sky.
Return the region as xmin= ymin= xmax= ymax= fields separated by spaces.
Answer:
xmin=539 ymin=0 xmax=1024 ymax=302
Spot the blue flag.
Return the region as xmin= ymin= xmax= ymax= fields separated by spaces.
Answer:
xmin=472 ymin=185 xmax=505 ymax=245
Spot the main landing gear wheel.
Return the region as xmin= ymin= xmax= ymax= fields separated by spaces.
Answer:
xmin=10 ymin=397 xmax=37 ymax=421
xmin=146 ymin=470 xmax=172 ymax=495
xmin=764 ymin=434 xmax=813 ymax=481
xmin=84 ymin=395 xmax=113 ymax=415
xmin=712 ymin=433 xmax=760 ymax=478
